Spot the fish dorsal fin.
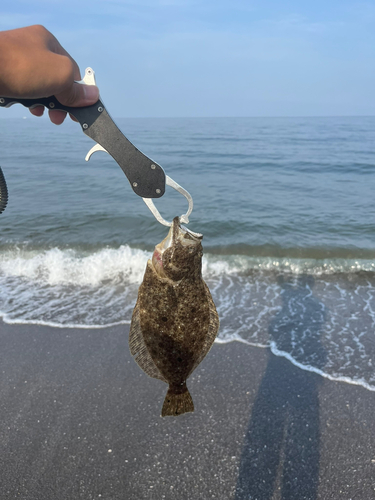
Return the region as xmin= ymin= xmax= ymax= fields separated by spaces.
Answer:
xmin=187 ymin=281 xmax=220 ymax=377
xmin=129 ymin=300 xmax=167 ymax=382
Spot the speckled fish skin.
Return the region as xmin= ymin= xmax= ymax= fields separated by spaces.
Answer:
xmin=129 ymin=217 xmax=219 ymax=417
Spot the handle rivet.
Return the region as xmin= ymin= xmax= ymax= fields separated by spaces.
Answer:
xmin=0 ymin=98 xmax=5 ymax=104
xmin=83 ymin=123 xmax=88 ymax=130
xmin=98 ymin=106 xmax=103 ymax=112
xmin=151 ymin=164 xmax=156 ymax=170
xmin=49 ymin=102 xmax=55 ymax=108
xmin=156 ymin=188 xmax=161 ymax=194
xmin=133 ymin=182 xmax=138 ymax=187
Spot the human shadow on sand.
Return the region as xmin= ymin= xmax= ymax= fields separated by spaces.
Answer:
xmin=235 ymin=275 xmax=327 ymax=500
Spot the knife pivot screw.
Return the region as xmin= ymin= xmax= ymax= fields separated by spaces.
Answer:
xmin=0 ymin=98 xmax=5 ymax=104
xmin=98 ymin=106 xmax=103 ymax=112
xmin=49 ymin=102 xmax=55 ymax=108
xmin=133 ymin=182 xmax=138 ymax=187
xmin=156 ymin=189 xmax=161 ymax=194
xmin=151 ymin=164 xmax=156 ymax=170
xmin=83 ymin=123 xmax=88 ymax=130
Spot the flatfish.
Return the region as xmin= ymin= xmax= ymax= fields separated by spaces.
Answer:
xmin=129 ymin=217 xmax=219 ymax=417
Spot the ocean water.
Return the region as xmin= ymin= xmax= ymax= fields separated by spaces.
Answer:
xmin=0 ymin=116 xmax=375 ymax=390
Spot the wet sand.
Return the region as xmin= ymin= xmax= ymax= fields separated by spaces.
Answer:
xmin=0 ymin=321 xmax=374 ymax=499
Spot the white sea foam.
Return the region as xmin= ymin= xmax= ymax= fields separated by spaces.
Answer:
xmin=203 ymin=254 xmax=375 ymax=276
xmin=0 ymin=245 xmax=149 ymax=286
xmin=217 ymin=335 xmax=375 ymax=392
xmin=0 ymin=245 xmax=149 ymax=329
xmin=0 ymin=246 xmax=374 ymax=290
xmin=1 ymin=317 xmax=130 ymax=329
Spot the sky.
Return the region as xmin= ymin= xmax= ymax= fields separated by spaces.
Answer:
xmin=1 ymin=0 xmax=375 ymax=117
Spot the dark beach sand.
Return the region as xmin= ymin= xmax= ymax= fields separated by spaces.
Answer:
xmin=0 ymin=320 xmax=374 ymax=500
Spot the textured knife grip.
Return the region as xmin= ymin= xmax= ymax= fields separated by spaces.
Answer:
xmin=83 ymin=108 xmax=166 ymax=198
xmin=0 ymin=95 xmax=102 ymax=131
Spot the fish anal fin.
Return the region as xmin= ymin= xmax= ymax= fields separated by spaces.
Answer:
xmin=129 ymin=300 xmax=167 ymax=382
xmin=161 ymin=384 xmax=194 ymax=417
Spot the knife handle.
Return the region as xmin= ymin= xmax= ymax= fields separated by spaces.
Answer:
xmin=0 ymin=93 xmax=166 ymax=199
xmin=0 ymin=95 xmax=103 ymax=128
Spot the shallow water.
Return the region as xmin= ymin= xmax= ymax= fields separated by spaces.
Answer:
xmin=0 ymin=116 xmax=374 ymax=389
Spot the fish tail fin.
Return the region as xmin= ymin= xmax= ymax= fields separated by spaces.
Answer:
xmin=161 ymin=384 xmax=194 ymax=417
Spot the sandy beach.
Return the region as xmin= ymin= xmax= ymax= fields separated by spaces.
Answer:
xmin=0 ymin=321 xmax=373 ymax=499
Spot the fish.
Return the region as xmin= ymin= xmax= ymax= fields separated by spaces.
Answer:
xmin=129 ymin=216 xmax=219 ymax=417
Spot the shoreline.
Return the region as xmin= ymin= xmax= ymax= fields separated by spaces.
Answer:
xmin=3 ymin=320 xmax=375 ymax=393
xmin=0 ymin=320 xmax=374 ymax=499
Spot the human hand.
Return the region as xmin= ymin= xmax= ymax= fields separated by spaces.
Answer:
xmin=0 ymin=25 xmax=99 ymax=125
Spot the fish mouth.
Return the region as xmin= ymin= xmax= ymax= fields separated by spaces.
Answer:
xmin=152 ymin=218 xmax=202 ymax=276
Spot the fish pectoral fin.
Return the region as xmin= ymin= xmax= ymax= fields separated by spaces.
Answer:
xmin=161 ymin=384 xmax=194 ymax=417
xmin=129 ymin=300 xmax=167 ymax=382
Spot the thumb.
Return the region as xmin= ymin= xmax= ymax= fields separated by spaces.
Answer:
xmin=56 ymin=82 xmax=99 ymax=107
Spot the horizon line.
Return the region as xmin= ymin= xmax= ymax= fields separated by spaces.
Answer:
xmin=1 ymin=114 xmax=375 ymax=120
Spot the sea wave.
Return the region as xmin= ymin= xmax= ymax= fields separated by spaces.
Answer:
xmin=204 ymin=253 xmax=375 ymax=276
xmin=0 ymin=245 xmax=374 ymax=288
xmin=0 ymin=245 xmax=149 ymax=286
